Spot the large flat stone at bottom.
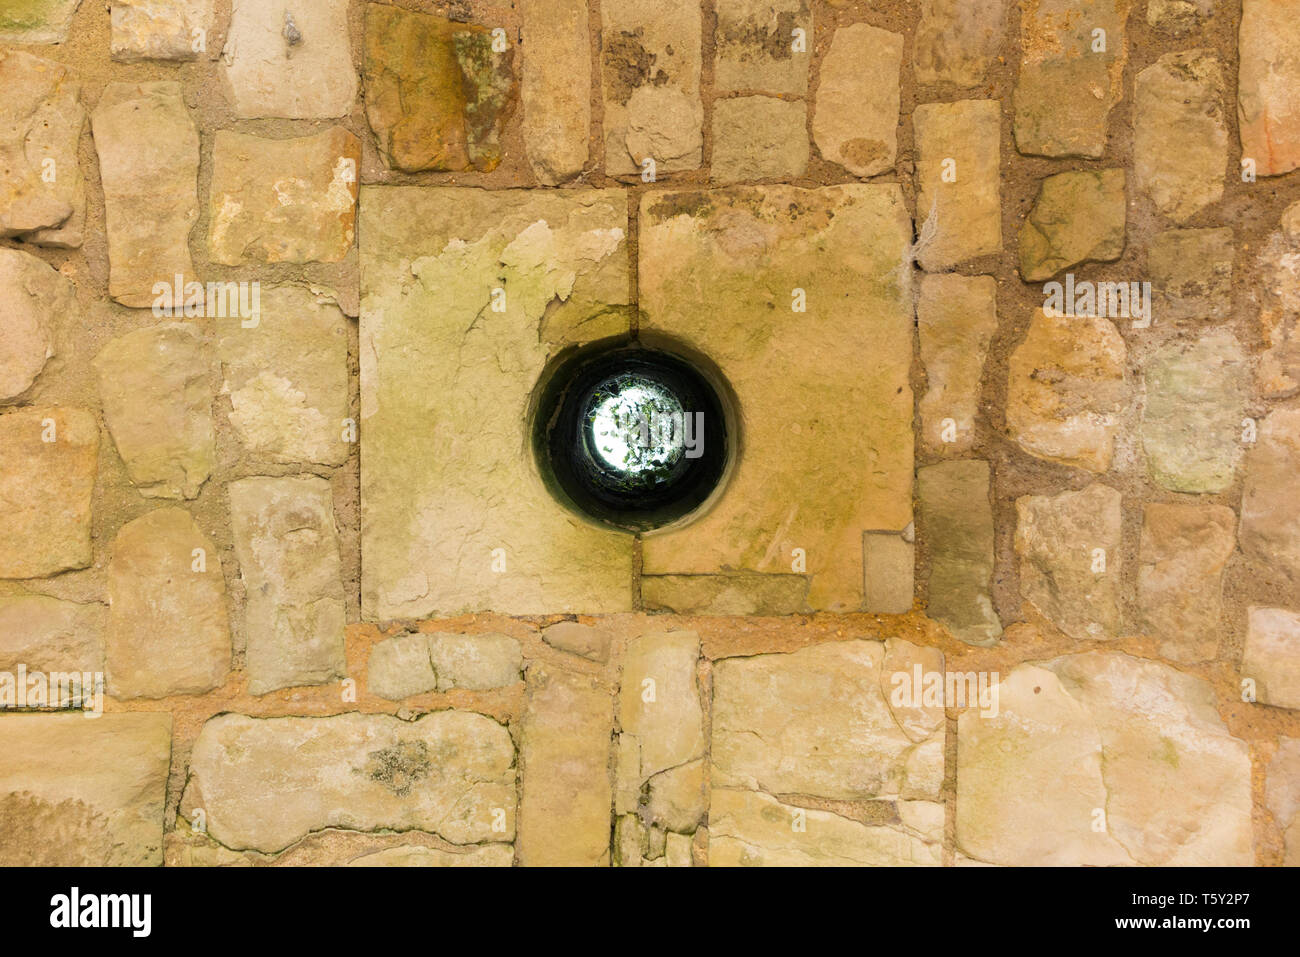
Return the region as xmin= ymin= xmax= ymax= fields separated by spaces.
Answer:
xmin=638 ymin=185 xmax=914 ymax=611
xmin=359 ymin=186 xmax=634 ymax=618
xmin=0 ymin=713 xmax=171 ymax=866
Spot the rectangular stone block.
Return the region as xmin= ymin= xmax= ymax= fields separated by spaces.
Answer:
xmin=359 ymin=186 xmax=634 ymax=619
xmin=864 ymin=532 xmax=914 ymax=614
xmin=638 ymin=185 xmax=914 ymax=612
xmin=714 ymin=0 xmax=812 ymax=95
xmin=914 ymin=99 xmax=1001 ymax=271
xmin=1240 ymin=0 xmax=1300 ymax=176
xmin=520 ymin=0 xmax=590 ymax=184
xmin=917 ymin=274 xmax=997 ymax=454
xmin=919 ymin=460 xmax=1001 ymax=645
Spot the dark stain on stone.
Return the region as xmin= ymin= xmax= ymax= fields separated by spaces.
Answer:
xmin=718 ymin=11 xmax=799 ymax=63
xmin=605 ymin=29 xmax=669 ymax=106
xmin=646 ymin=191 xmax=715 ymax=222
xmin=362 ymin=740 xmax=432 ymax=797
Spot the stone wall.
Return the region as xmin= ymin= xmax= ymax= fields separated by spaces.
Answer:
xmin=1 ymin=0 xmax=1298 ymax=867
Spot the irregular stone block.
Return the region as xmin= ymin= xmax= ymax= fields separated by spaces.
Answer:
xmin=639 ymin=185 xmax=914 ymax=611
xmin=914 ymin=0 xmax=1008 ymax=87
xmin=367 ymin=633 xmax=436 ymax=700
xmin=1241 ymin=404 xmax=1300 ymax=580
xmin=222 ymin=0 xmax=357 ymax=119
xmin=207 ymin=128 xmax=359 ymax=265
xmin=1267 ymin=738 xmax=1300 ymax=864
xmin=427 ymin=632 xmax=522 ymax=692
xmin=0 ymin=50 xmax=85 ymax=246
xmin=918 ymin=274 xmax=997 ymax=454
xmin=1019 ymin=169 xmax=1126 ymax=281
xmin=712 ymin=95 xmax=808 ymax=184
xmin=91 ymin=81 xmax=200 ymax=307
xmin=712 ymin=641 xmax=943 ymax=801
xmin=0 ymin=0 xmax=81 ymax=43
xmin=229 ymin=476 xmax=346 ymax=694
xmin=1147 ymin=227 xmax=1233 ymax=322
xmin=0 ymin=248 xmax=70 ymax=404
xmin=216 ymin=286 xmax=350 ymax=466
xmin=714 ymin=0 xmax=811 ymax=95
xmin=182 ymin=712 xmax=515 ymax=853
xmin=1244 ymin=607 xmax=1300 ymax=710
xmin=1014 ymin=0 xmax=1131 ymax=158
xmin=1134 ymin=51 xmax=1226 ymax=223
xmin=914 ymin=99 xmax=1002 ymax=271
xmin=618 ymin=630 xmax=704 ymax=780
xmin=813 ymin=23 xmax=901 ymax=177
xmin=93 ymin=323 xmax=214 ymax=500
xmin=0 ymin=595 xmax=102 ymax=692
xmin=542 ymin=621 xmax=611 ymax=663
xmin=362 ymin=4 xmax=515 ymax=173
xmin=1006 ymin=310 xmax=1128 ymax=472
xmin=518 ymin=666 xmax=613 ymax=866
xmin=520 ymin=0 xmax=589 ymax=184
xmin=0 ymin=713 xmax=171 ymax=866
xmin=1239 ymin=0 xmax=1300 ymax=177
xmin=640 ymin=573 xmax=807 ymax=615
xmin=957 ymin=653 xmax=1253 ymax=865
xmin=1141 ymin=331 xmax=1247 ymax=493
xmin=1015 ymin=483 xmax=1123 ymax=640
xmin=644 ymin=759 xmax=706 ymax=833
xmin=864 ymin=532 xmax=913 ymax=614
xmin=106 ymin=507 xmax=230 ymax=698
xmin=0 ymin=407 xmax=97 ymax=579
xmin=111 ymin=0 xmax=214 ymax=61
xmin=601 ymin=0 xmax=703 ymax=176
xmin=1257 ymin=202 xmax=1300 ymax=398
xmin=919 ymin=460 xmax=1001 ymax=646
xmin=1138 ymin=504 xmax=1235 ymax=663
xmin=881 ymin=638 xmax=946 ymax=742
xmin=359 ymin=187 xmax=633 ymax=618
xmin=1149 ymin=0 xmax=1213 ymax=33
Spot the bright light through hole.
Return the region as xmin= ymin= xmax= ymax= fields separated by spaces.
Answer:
xmin=586 ymin=375 xmax=687 ymax=478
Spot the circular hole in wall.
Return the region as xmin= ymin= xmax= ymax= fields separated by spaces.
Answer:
xmin=532 ymin=342 xmax=734 ymax=531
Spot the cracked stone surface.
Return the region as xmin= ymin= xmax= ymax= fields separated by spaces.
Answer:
xmin=0 ymin=0 xmax=82 ymax=43
xmin=638 ymin=185 xmax=913 ymax=612
xmin=94 ymin=323 xmax=215 ymax=500
xmin=813 ymin=23 xmax=901 ymax=178
xmin=0 ymin=595 xmax=102 ymax=691
xmin=918 ymin=274 xmax=997 ymax=455
xmin=1257 ymin=201 xmax=1300 ymax=398
xmin=914 ymin=0 xmax=1007 ymax=87
xmin=1147 ymin=227 xmax=1234 ymax=323
xmin=714 ymin=0 xmax=811 ymax=95
xmin=0 ymin=713 xmax=171 ymax=866
xmin=111 ymin=0 xmax=214 ymax=61
xmin=1240 ymin=403 xmax=1300 ymax=582
xmin=519 ymin=0 xmax=589 ymax=184
xmin=359 ymin=186 xmax=633 ymax=618
xmin=919 ymin=460 xmax=1002 ymax=646
xmin=181 ymin=712 xmax=515 ymax=854
xmin=0 ymin=406 xmax=98 ymax=579
xmin=345 ymin=844 xmax=513 ymax=867
xmin=957 ymin=653 xmax=1253 ymax=865
xmin=712 ymin=95 xmax=808 ymax=184
xmin=107 ymin=507 xmax=231 ymax=699
xmin=914 ymin=99 xmax=1002 ymax=271
xmin=1244 ymin=607 xmax=1300 ymax=710
xmin=0 ymin=248 xmax=69 ymax=404
xmin=1239 ymin=0 xmax=1300 ymax=177
xmin=1019 ymin=169 xmax=1127 ymax=281
xmin=0 ymin=50 xmax=85 ymax=246
xmin=618 ymin=630 xmax=705 ymax=781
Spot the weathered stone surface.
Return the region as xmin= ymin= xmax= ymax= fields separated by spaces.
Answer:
xmin=639 ymin=185 xmax=913 ymax=611
xmin=229 ymin=476 xmax=346 ymax=694
xmin=217 ymin=286 xmax=350 ymax=466
xmin=1134 ymin=52 xmax=1226 ymax=223
xmin=914 ymin=99 xmax=1001 ymax=271
xmin=712 ymin=641 xmax=943 ymax=800
xmin=427 ymin=633 xmax=522 ymax=691
xmin=360 ymin=187 xmax=633 ymax=618
xmin=918 ymin=274 xmax=997 ymax=454
xmin=640 ymin=574 xmax=807 ymax=615
xmin=0 ymin=249 xmax=69 ymax=404
xmin=518 ymin=666 xmax=613 ymax=866
xmin=1244 ymin=607 xmax=1300 ymax=710
xmin=0 ymin=0 xmax=81 ymax=43
xmin=1267 ymin=738 xmax=1300 ymax=864
xmin=367 ymin=633 xmax=436 ymax=700
xmin=619 ymin=630 xmax=704 ymax=780
xmin=1148 ymin=227 xmax=1233 ymax=322
xmin=1240 ymin=404 xmax=1300 ymax=580
xmin=542 ymin=621 xmax=611 ymax=662
xmin=222 ymin=0 xmax=357 ymax=119
xmin=919 ymin=460 xmax=1001 ymax=646
xmin=0 ymin=50 xmax=85 ymax=246
xmin=0 ymin=713 xmax=171 ymax=866
xmin=1019 ymin=170 xmax=1126 ymax=281
xmin=1016 ymin=484 xmax=1122 ymax=640
xmin=1141 ymin=331 xmax=1247 ymax=493
xmin=91 ymin=81 xmax=199 ymax=306
xmin=914 ymin=0 xmax=1007 ymax=86
xmin=111 ymin=0 xmax=214 ymax=61
xmin=94 ymin=323 xmax=214 ymax=500
xmin=957 ymin=653 xmax=1253 ymax=865
xmin=107 ymin=507 xmax=230 ymax=698
xmin=712 ymin=96 xmax=808 ymax=184
xmin=1239 ymin=0 xmax=1300 ymax=177
xmin=1149 ymin=0 xmax=1213 ymax=33
xmin=182 ymin=712 xmax=515 ymax=853
xmin=881 ymin=638 xmax=946 ymax=742
xmin=346 ymin=844 xmax=513 ymax=867
xmin=601 ymin=0 xmax=703 ymax=176
xmin=208 ymin=129 xmax=359 ymax=265
xmin=1006 ymin=310 xmax=1128 ymax=472
xmin=813 ymin=23 xmax=900 ymax=178
xmin=864 ymin=532 xmax=914 ymax=614
xmin=0 ymin=407 xmax=97 ymax=579
xmin=363 ymin=4 xmax=514 ymax=173
xmin=644 ymin=759 xmax=706 ymax=832
xmin=1014 ymin=0 xmax=1131 ymax=158
xmin=1257 ymin=202 xmax=1300 ymax=398
xmin=520 ymin=0 xmax=589 ymax=184
xmin=714 ymin=0 xmax=811 ymax=95
xmin=709 ymin=789 xmax=941 ymax=866
xmin=0 ymin=595 xmax=102 ymax=690
xmin=1138 ymin=504 xmax=1235 ymax=663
